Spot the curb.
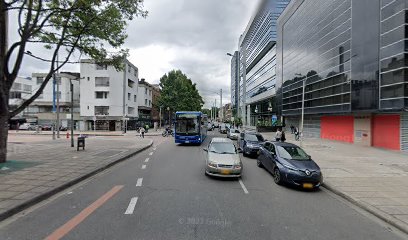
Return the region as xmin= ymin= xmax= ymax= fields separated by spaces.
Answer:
xmin=322 ymin=182 xmax=408 ymax=235
xmin=0 ymin=140 xmax=153 ymax=222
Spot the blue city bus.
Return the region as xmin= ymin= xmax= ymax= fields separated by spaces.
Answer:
xmin=174 ymin=112 xmax=208 ymax=144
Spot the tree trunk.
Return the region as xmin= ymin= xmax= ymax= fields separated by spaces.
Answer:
xmin=0 ymin=0 xmax=9 ymax=163
xmin=0 ymin=111 xmax=7 ymax=163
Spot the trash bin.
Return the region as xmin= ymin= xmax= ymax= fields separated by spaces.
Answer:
xmin=77 ymin=137 xmax=85 ymax=151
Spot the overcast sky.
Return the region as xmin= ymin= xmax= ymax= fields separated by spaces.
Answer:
xmin=16 ymin=0 xmax=260 ymax=109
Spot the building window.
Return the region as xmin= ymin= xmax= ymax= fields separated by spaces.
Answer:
xmin=134 ymin=68 xmax=138 ymax=77
xmin=96 ymin=63 xmax=107 ymax=70
xmin=128 ymin=64 xmax=131 ymax=73
xmin=11 ymin=82 xmax=22 ymax=90
xmin=134 ymin=95 xmax=137 ymax=102
xmin=10 ymin=92 xmax=22 ymax=99
xmin=37 ymin=77 xmax=44 ymax=85
xmin=95 ymin=77 xmax=109 ymax=87
xmin=128 ymin=93 xmax=131 ymax=100
xmin=95 ymin=106 xmax=109 ymax=115
xmin=23 ymin=84 xmax=32 ymax=92
xmin=95 ymin=91 xmax=109 ymax=99
xmin=149 ymin=100 xmax=151 ymax=106
xmin=145 ymin=99 xmax=148 ymax=105
xmin=149 ymin=90 xmax=152 ymax=96
xmin=145 ymin=88 xmax=147 ymax=94
xmin=128 ymin=107 xmax=135 ymax=115
xmin=128 ymin=79 xmax=134 ymax=88
xmin=87 ymin=77 xmax=90 ymax=81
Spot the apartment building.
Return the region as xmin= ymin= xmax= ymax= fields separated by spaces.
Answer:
xmin=8 ymin=76 xmax=34 ymax=129
xmin=79 ymin=59 xmax=139 ymax=131
xmin=28 ymin=72 xmax=80 ymax=128
xmin=137 ymin=78 xmax=153 ymax=128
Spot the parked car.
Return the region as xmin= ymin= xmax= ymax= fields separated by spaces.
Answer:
xmin=213 ymin=122 xmax=219 ymax=128
xmin=219 ymin=123 xmax=227 ymax=134
xmin=238 ymin=132 xmax=265 ymax=157
xmin=204 ymin=137 xmax=242 ymax=178
xmin=207 ymin=123 xmax=214 ymax=131
xmin=59 ymin=126 xmax=68 ymax=131
xmin=257 ymin=141 xmax=323 ymax=189
xmin=227 ymin=128 xmax=240 ymax=140
xmin=41 ymin=125 xmax=52 ymax=131
xmin=225 ymin=123 xmax=231 ymax=130
xmin=18 ymin=123 xmax=36 ymax=130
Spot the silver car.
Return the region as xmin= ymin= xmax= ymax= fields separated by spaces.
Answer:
xmin=227 ymin=128 xmax=240 ymax=140
xmin=204 ymin=138 xmax=242 ymax=178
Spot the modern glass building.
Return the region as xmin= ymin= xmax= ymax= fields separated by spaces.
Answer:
xmin=233 ymin=0 xmax=290 ymax=127
xmin=277 ymin=0 xmax=408 ymax=151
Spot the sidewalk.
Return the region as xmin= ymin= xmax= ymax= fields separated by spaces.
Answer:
xmin=262 ymin=131 xmax=408 ymax=233
xmin=8 ymin=129 xmax=164 ymax=137
xmin=0 ymin=135 xmax=153 ymax=221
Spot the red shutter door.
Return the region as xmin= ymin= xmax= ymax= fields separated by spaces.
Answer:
xmin=372 ymin=115 xmax=400 ymax=150
xmin=321 ymin=116 xmax=354 ymax=143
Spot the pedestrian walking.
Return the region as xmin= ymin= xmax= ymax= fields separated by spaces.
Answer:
xmin=290 ymin=125 xmax=294 ymax=134
xmin=294 ymin=127 xmax=300 ymax=141
xmin=139 ymin=127 xmax=145 ymax=138
xmin=275 ymin=128 xmax=282 ymax=142
xmin=281 ymin=130 xmax=286 ymax=142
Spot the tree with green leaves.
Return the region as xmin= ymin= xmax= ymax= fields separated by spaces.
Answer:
xmin=157 ymin=70 xmax=204 ymax=116
xmin=201 ymin=108 xmax=211 ymax=116
xmin=0 ymin=0 xmax=147 ymax=163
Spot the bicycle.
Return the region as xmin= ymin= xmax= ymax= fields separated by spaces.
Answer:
xmin=295 ymin=132 xmax=301 ymax=141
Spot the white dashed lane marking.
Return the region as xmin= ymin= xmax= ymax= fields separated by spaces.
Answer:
xmin=124 ymin=197 xmax=138 ymax=215
xmin=149 ymin=152 xmax=153 ymax=156
xmin=141 ymin=165 xmax=147 ymax=169
xmin=144 ymin=158 xmax=149 ymax=163
xmin=239 ymin=179 xmax=249 ymax=194
xmin=136 ymin=178 xmax=143 ymax=187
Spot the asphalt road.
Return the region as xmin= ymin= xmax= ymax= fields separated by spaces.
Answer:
xmin=0 ymin=133 xmax=406 ymax=240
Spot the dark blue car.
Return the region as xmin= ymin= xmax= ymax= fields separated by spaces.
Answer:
xmin=257 ymin=141 xmax=323 ymax=189
xmin=238 ymin=132 xmax=265 ymax=157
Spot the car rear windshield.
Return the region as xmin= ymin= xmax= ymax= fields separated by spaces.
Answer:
xmin=244 ymin=134 xmax=264 ymax=142
xmin=277 ymin=146 xmax=309 ymax=161
xmin=231 ymin=129 xmax=240 ymax=133
xmin=209 ymin=142 xmax=236 ymax=154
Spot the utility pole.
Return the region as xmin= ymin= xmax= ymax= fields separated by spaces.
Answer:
xmin=215 ymin=98 xmax=217 ymax=120
xmin=56 ymin=53 xmax=60 ymax=138
xmin=52 ymin=73 xmax=56 ymax=140
xmin=70 ymin=80 xmax=74 ymax=147
xmin=220 ymin=89 xmax=223 ymax=122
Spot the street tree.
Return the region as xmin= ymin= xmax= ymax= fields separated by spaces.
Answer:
xmin=201 ymin=108 xmax=211 ymax=116
xmin=157 ymin=70 xmax=204 ymax=115
xmin=0 ymin=0 xmax=148 ymax=163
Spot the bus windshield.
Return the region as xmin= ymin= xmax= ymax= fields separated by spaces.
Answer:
xmin=176 ymin=114 xmax=200 ymax=136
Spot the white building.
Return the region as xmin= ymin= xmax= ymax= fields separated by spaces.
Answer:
xmin=137 ymin=78 xmax=153 ymax=127
xmin=79 ymin=59 xmax=139 ymax=131
xmin=29 ymin=72 xmax=81 ymax=128
xmin=8 ymin=76 xmax=34 ymax=129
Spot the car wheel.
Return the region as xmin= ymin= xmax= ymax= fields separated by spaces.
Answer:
xmin=273 ymin=168 xmax=282 ymax=185
xmin=257 ymin=159 xmax=263 ymax=168
xmin=242 ymin=147 xmax=248 ymax=157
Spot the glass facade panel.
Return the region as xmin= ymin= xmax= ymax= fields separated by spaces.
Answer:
xmin=281 ymin=0 xmax=352 ymax=115
xmin=382 ymin=0 xmax=406 ymax=19
xmin=381 ymin=53 xmax=408 ymax=72
xmin=380 ymin=0 xmax=408 ymax=109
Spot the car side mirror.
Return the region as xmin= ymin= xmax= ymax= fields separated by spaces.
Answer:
xmin=238 ymin=149 xmax=243 ymax=153
xmin=307 ymin=155 xmax=311 ymax=160
xmin=203 ymin=148 xmax=208 ymax=152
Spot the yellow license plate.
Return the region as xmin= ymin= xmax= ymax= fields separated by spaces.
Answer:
xmin=303 ymin=183 xmax=314 ymax=189
xmin=221 ymin=169 xmax=231 ymax=175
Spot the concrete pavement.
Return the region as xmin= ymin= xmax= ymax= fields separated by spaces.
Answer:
xmin=262 ymin=131 xmax=408 ymax=234
xmin=0 ymin=132 xmax=405 ymax=239
xmin=0 ymin=134 xmax=153 ymax=221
